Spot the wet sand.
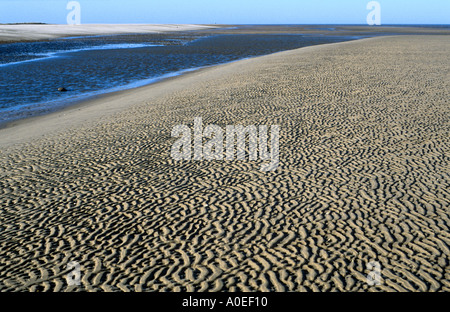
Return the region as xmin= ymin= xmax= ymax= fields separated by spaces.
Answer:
xmin=0 ymin=35 xmax=449 ymax=291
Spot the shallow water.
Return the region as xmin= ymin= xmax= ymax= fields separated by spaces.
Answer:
xmin=0 ymin=32 xmax=362 ymax=125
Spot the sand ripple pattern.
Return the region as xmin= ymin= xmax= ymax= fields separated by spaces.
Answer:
xmin=0 ymin=36 xmax=449 ymax=291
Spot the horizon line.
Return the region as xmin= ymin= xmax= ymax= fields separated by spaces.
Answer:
xmin=1 ymin=23 xmax=449 ymax=26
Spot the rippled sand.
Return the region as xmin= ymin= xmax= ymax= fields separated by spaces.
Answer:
xmin=0 ymin=35 xmax=449 ymax=292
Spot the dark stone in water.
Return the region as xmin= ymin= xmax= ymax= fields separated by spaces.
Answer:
xmin=58 ymin=87 xmax=67 ymax=92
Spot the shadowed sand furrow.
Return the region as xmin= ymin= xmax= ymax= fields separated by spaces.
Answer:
xmin=0 ymin=35 xmax=449 ymax=292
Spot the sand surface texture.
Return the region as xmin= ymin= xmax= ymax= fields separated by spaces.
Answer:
xmin=0 ymin=36 xmax=449 ymax=291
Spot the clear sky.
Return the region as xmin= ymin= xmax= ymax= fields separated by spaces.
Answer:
xmin=0 ymin=0 xmax=449 ymax=25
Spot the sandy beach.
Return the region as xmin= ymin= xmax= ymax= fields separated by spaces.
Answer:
xmin=0 ymin=35 xmax=449 ymax=291
xmin=0 ymin=24 xmax=216 ymax=43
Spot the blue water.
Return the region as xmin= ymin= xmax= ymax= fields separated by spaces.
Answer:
xmin=0 ymin=32 xmax=362 ymax=125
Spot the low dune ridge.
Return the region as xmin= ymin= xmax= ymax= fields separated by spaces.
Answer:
xmin=0 ymin=35 xmax=449 ymax=292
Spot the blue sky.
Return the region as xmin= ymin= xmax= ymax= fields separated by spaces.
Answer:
xmin=0 ymin=0 xmax=449 ymax=24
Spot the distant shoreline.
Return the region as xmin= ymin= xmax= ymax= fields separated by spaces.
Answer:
xmin=1 ymin=24 xmax=449 ymax=44
xmin=0 ymin=24 xmax=219 ymax=43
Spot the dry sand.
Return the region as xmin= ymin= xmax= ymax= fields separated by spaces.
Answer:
xmin=0 ymin=24 xmax=216 ymax=42
xmin=0 ymin=35 xmax=449 ymax=292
